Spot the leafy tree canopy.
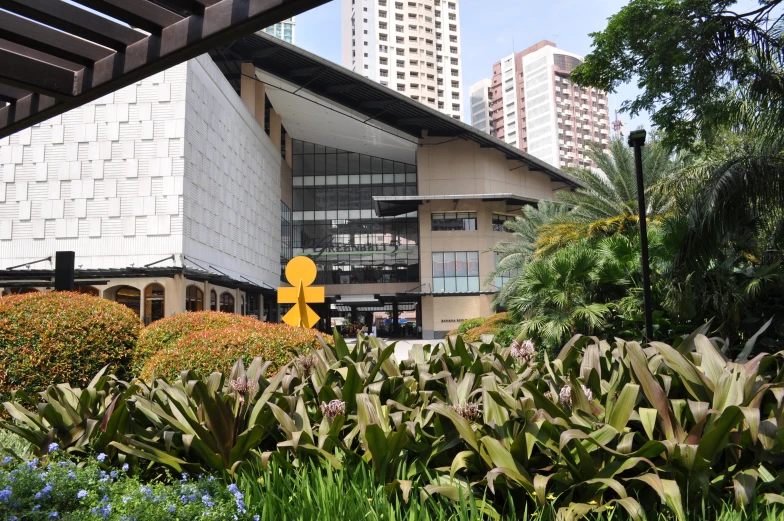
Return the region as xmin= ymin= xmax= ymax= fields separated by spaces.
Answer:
xmin=571 ymin=0 xmax=784 ymax=148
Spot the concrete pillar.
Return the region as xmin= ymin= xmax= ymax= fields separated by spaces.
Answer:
xmin=240 ymin=62 xmax=256 ymax=117
xmin=269 ymin=108 xmax=282 ymax=154
xmin=392 ymin=301 xmax=400 ymax=337
xmin=285 ymin=134 xmax=293 ymax=167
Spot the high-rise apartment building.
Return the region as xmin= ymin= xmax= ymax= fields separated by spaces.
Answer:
xmin=262 ymin=17 xmax=296 ymax=44
xmin=470 ymin=41 xmax=611 ymax=169
xmin=341 ymin=0 xmax=464 ymax=120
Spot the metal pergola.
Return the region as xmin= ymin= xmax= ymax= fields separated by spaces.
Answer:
xmin=0 ymin=0 xmax=328 ymax=139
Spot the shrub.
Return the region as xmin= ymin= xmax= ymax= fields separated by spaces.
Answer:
xmin=459 ymin=312 xmax=517 ymax=344
xmin=132 ymin=312 xmax=253 ymax=375
xmin=0 ymin=291 xmax=140 ymax=397
xmin=445 ymin=317 xmax=486 ymax=337
xmin=139 ymin=321 xmax=331 ymax=380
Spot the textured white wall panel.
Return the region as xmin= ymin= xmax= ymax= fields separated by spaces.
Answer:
xmin=182 ymin=55 xmax=281 ymax=290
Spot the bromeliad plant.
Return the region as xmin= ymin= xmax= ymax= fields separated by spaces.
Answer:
xmin=4 ymin=327 xmax=784 ymax=520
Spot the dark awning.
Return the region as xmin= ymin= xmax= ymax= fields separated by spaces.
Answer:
xmin=373 ymin=193 xmax=541 ymax=217
xmin=0 ymin=0 xmax=329 ymax=138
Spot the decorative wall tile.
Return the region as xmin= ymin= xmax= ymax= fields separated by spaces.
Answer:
xmin=3 ymin=164 xmax=14 ymax=182
xmin=19 ymin=201 xmax=31 ymax=221
xmin=15 ymin=182 xmax=27 ymax=201
xmin=32 ymin=219 xmax=45 ymax=239
xmin=74 ymin=199 xmax=87 ymax=218
xmin=0 ymin=220 xmax=12 ymax=240
xmin=35 ymin=164 xmax=48 ymax=181
xmin=107 ymin=197 xmax=121 ymax=217
xmin=91 ymin=160 xmax=104 ymax=179
xmin=126 ymin=158 xmax=138 ymax=178
xmin=123 ymin=216 xmax=136 ymax=236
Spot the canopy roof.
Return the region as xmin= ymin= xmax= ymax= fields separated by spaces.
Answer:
xmin=210 ymin=32 xmax=584 ymax=189
xmin=373 ymin=193 xmax=540 ymax=217
xmin=0 ymin=0 xmax=328 ymax=138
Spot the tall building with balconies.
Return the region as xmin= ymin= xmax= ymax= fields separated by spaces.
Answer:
xmin=470 ymin=41 xmax=611 ymax=169
xmin=262 ymin=17 xmax=296 ymax=44
xmin=341 ymin=0 xmax=464 ymax=121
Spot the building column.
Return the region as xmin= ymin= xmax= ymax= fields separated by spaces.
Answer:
xmin=391 ymin=301 xmax=400 ymax=337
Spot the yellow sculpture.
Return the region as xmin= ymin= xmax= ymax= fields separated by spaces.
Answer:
xmin=278 ymin=256 xmax=324 ymax=328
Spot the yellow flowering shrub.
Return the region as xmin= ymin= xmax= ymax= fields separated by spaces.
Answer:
xmin=132 ymin=312 xmax=252 ymax=375
xmin=139 ymin=320 xmax=332 ymax=380
xmin=0 ymin=291 xmax=141 ymax=397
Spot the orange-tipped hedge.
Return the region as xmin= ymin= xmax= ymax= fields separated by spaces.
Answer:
xmin=0 ymin=291 xmax=141 ymax=397
xmin=132 ymin=311 xmax=255 ymax=375
xmin=139 ymin=319 xmax=332 ymax=380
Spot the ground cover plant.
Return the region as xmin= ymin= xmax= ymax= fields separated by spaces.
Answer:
xmin=0 ymin=292 xmax=141 ymax=399
xmin=4 ymin=328 xmax=784 ymax=519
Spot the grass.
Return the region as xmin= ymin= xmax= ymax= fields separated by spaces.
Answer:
xmin=236 ymin=460 xmax=783 ymax=521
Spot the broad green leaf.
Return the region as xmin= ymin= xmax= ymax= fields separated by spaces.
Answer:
xmin=427 ymin=403 xmax=478 ymax=452
xmin=628 ymin=342 xmax=677 ymax=440
xmin=607 ymin=383 xmax=639 ymax=431
xmin=639 ymin=408 xmax=657 ymax=440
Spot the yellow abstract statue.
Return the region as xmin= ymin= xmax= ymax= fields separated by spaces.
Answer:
xmin=278 ymin=256 xmax=324 ymax=328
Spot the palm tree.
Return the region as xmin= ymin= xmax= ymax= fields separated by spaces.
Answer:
xmin=485 ymin=201 xmax=569 ymax=305
xmin=506 ymin=242 xmax=611 ymax=350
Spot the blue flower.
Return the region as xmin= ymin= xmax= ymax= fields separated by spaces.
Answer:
xmin=235 ymin=497 xmax=246 ymax=514
xmin=33 ymin=505 xmax=41 ymax=511
xmin=140 ymin=487 xmax=152 ymax=496
xmin=167 ymin=505 xmax=176 ymax=513
xmin=57 ymin=461 xmax=70 ymax=467
xmin=181 ymin=472 xmax=189 ymax=481
xmin=122 ymin=463 xmax=129 ymax=472
xmin=68 ymin=471 xmax=76 ymax=480
xmin=77 ymin=490 xmax=88 ymax=499
xmin=96 ymin=453 xmax=107 ymax=462
xmin=180 ymin=495 xmax=189 ymax=504
xmin=0 ymin=488 xmax=11 ymax=503
xmin=228 ymin=484 xmax=239 ymax=495
xmin=35 ymin=485 xmax=52 ymax=499
xmin=27 ymin=458 xmax=39 ymax=468
xmin=110 ymin=470 xmax=119 ymax=479
xmin=49 ymin=512 xmax=59 ymax=518
xmin=201 ymin=494 xmax=214 ymax=508
xmin=9 ymin=516 xmax=18 ymax=521
xmin=2 ymin=456 xmax=12 ymax=465
xmin=123 ymin=496 xmax=131 ymax=504
xmin=91 ymin=504 xmax=111 ymax=519
xmin=48 ymin=443 xmax=60 ymax=453
xmin=254 ymin=516 xmax=260 ymax=521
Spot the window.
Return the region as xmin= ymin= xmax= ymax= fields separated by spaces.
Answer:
xmin=220 ymin=292 xmax=235 ymax=313
xmin=432 ymin=252 xmax=479 ymax=293
xmin=494 ymin=251 xmax=519 ymax=290
xmin=185 ymin=285 xmax=204 ymax=312
xmin=144 ymin=283 xmax=165 ymax=324
xmin=492 ymin=213 xmax=516 ymax=232
xmin=210 ymin=290 xmax=217 ymax=311
xmin=431 ymin=212 xmax=476 ymax=231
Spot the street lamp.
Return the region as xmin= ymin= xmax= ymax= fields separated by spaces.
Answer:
xmin=628 ymin=129 xmax=653 ymax=341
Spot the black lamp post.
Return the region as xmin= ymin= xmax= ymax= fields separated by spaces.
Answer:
xmin=628 ymin=129 xmax=654 ymax=341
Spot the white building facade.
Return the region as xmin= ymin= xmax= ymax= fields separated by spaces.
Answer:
xmin=0 ymin=55 xmax=281 ymax=322
xmin=341 ymin=0 xmax=464 ymax=120
xmin=262 ymin=17 xmax=296 ymax=44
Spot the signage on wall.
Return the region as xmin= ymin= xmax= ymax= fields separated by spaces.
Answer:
xmin=441 ymin=318 xmax=468 ymax=323
xmin=301 ymin=235 xmax=411 ymax=258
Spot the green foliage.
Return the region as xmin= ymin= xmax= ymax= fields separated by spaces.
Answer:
xmin=5 ymin=329 xmax=784 ymax=518
xmin=0 ymin=292 xmax=141 ymax=398
xmin=571 ymin=0 xmax=784 ymax=148
xmin=139 ymin=320 xmax=331 ymax=381
xmin=133 ymin=312 xmax=253 ymax=375
xmin=446 ymin=317 xmax=487 ymax=337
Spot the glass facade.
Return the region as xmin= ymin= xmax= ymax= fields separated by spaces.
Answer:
xmin=494 ymin=251 xmax=519 ymax=290
xmin=432 ymin=251 xmax=479 ymax=293
xmin=431 ymin=212 xmax=476 ymax=231
xmin=280 ymin=201 xmax=292 ymax=281
xmin=291 ymin=140 xmax=419 ymax=285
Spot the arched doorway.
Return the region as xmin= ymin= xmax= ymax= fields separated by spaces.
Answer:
xmin=210 ymin=290 xmax=217 ymax=311
xmin=74 ymin=285 xmax=99 ymax=296
xmin=185 ymin=285 xmax=203 ymax=312
xmin=114 ymin=286 xmax=141 ymax=315
xmin=2 ymin=287 xmax=39 ymax=296
xmin=219 ymin=292 xmax=235 ymax=313
xmin=144 ymin=283 xmax=165 ymax=324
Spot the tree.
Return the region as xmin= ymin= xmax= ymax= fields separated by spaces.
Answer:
xmin=536 ymin=137 xmax=677 ymax=255
xmin=571 ymin=0 xmax=784 ymax=148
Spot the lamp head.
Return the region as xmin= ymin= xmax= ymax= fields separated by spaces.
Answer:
xmin=628 ymin=129 xmax=647 ymax=148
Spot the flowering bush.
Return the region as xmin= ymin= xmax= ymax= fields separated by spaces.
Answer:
xmin=0 ymin=453 xmax=259 ymax=520
xmin=139 ymin=321 xmax=332 ymax=380
xmin=132 ymin=312 xmax=254 ymax=375
xmin=460 ymin=312 xmax=518 ymax=345
xmin=445 ymin=317 xmax=486 ymax=337
xmin=0 ymin=292 xmax=140 ymax=397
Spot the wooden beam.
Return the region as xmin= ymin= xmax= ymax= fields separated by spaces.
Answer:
xmin=70 ymin=0 xmax=184 ymax=34
xmin=0 ymin=0 xmax=146 ymax=51
xmin=0 ymin=11 xmax=115 ymax=66
xmin=0 ymin=85 xmax=31 ymax=104
xmin=0 ymin=47 xmax=80 ymax=99
xmin=0 ymin=93 xmax=55 ymax=127
xmin=0 ymin=0 xmax=332 ymax=137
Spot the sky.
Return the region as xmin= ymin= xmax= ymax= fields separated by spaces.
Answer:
xmin=295 ymin=0 xmax=652 ymax=132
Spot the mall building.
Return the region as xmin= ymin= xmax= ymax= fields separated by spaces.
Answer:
xmin=0 ymin=33 xmax=581 ymax=338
